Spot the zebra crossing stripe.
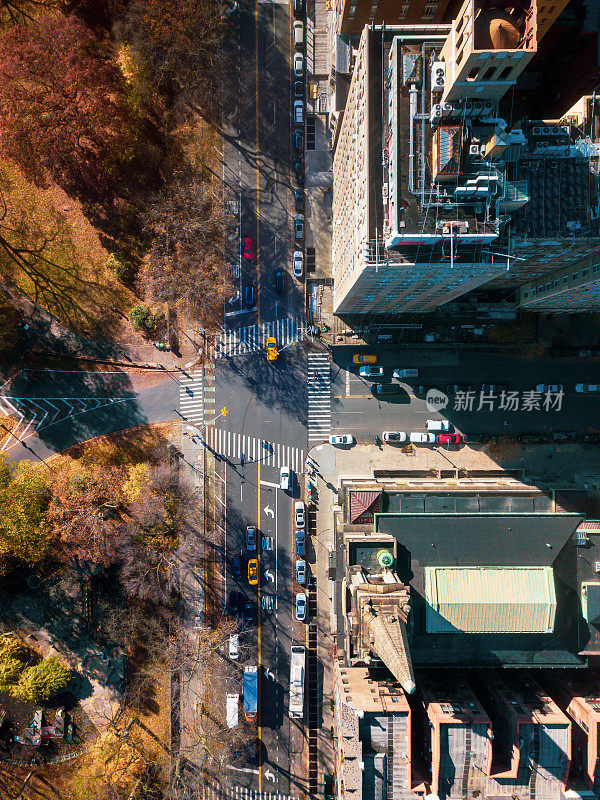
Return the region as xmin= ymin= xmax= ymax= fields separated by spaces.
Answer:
xmin=213 ymin=317 xmax=305 ymax=358
xmin=308 ymin=353 xmax=331 ymax=441
xmin=205 ymin=427 xmax=304 ymax=472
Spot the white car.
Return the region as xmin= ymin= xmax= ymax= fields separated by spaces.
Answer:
xmin=425 ymin=419 xmax=451 ymax=432
xmin=229 ymin=634 xmax=239 ymax=660
xmin=575 ymin=383 xmax=599 ymax=393
xmin=383 ymin=431 xmax=408 ymax=443
xmin=329 ymin=434 xmax=355 ymax=445
xmin=294 ymin=501 xmax=305 ymax=528
xmin=293 ymin=250 xmax=304 ymax=277
xmin=294 ymin=99 xmax=304 ymax=124
xmin=294 ymin=52 xmax=304 ymax=77
xmin=280 ymin=465 xmax=291 ymax=491
xmin=410 ymin=432 xmax=436 ymax=444
xmin=536 ymin=383 xmax=563 ymax=393
xmin=359 ymin=366 xmax=384 ymax=378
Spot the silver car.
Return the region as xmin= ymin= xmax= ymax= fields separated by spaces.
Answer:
xmin=295 ymin=592 xmax=307 ymax=621
xmin=293 ymin=250 xmax=304 ymax=277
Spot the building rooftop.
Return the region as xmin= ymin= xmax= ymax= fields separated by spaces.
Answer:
xmin=373 ymin=512 xmax=585 ymax=667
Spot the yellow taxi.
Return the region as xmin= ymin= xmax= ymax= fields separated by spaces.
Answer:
xmin=248 ymin=558 xmax=259 ymax=585
xmin=352 ymin=353 xmax=377 ymax=364
xmin=266 ymin=336 xmax=278 ymax=362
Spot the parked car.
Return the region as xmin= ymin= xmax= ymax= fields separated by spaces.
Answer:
xmin=409 ymin=432 xmax=436 ymax=444
xmin=295 ymin=592 xmax=307 ymax=621
xmin=295 ymin=529 xmax=305 ymax=557
xmin=273 ymin=267 xmax=285 ymax=294
xmin=294 ymin=501 xmax=305 ymax=528
xmin=536 ymin=383 xmax=563 ymax=393
xmin=294 ymin=100 xmax=304 ymax=124
xmin=359 ymin=366 xmax=385 ymax=378
xmin=246 ymin=525 xmax=257 ymax=551
xmin=243 ymin=236 xmax=254 ymax=260
xmin=294 ymin=189 xmax=304 ymax=212
xmin=243 ymin=600 xmax=255 ymax=626
xmin=266 ymin=336 xmax=278 ymax=362
xmin=414 ymin=384 xmax=435 ymax=397
xmin=293 ymin=128 xmax=303 ymax=151
xmin=382 ymin=431 xmax=408 ymax=443
xmin=293 ymin=20 xmax=304 ymax=47
xmin=294 ymin=80 xmax=303 ymax=98
xmin=373 ymin=383 xmax=401 ymax=396
xmin=228 ymin=590 xmax=239 ymax=615
xmin=293 ymin=52 xmax=304 ymax=77
xmin=280 ymin=465 xmax=291 ymax=491
xmin=232 ymin=554 xmax=242 ymax=580
xmin=229 ymin=633 xmax=239 ymax=660
xmin=329 ymin=434 xmax=355 ymax=445
xmin=392 ymin=368 xmax=419 ymax=379
xmin=293 ymin=0 xmax=304 ymax=15
xmin=294 ymin=214 xmax=304 ymax=240
xmin=353 ymin=354 xmax=377 ymax=364
xmin=481 ymin=383 xmax=508 ymax=393
xmin=446 ymin=383 xmax=475 ymax=394
xmin=244 ymin=284 xmax=255 ymax=309
xmin=436 ymin=433 xmax=464 ymax=445
xmin=247 ymin=558 xmax=259 ymax=586
xmin=293 ymin=250 xmax=304 ymax=277
xmin=296 ymin=560 xmax=306 ymax=584
xmin=426 ymin=419 xmax=451 ymax=432
xmin=293 ymin=158 xmax=304 ymax=185
xmin=575 ymin=383 xmax=600 ymax=392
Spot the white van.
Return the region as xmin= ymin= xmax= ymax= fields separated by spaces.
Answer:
xmin=293 ymin=21 xmax=304 ymax=47
xmin=280 ymin=465 xmax=291 ymax=491
xmin=393 ymin=368 xmax=419 ymax=379
xmin=425 ymin=419 xmax=451 ymax=432
xmin=229 ymin=633 xmax=239 ymax=660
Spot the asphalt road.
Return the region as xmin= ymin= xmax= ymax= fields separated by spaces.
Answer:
xmin=215 ymin=0 xmax=308 ymax=796
xmin=330 ymin=347 xmax=600 ymax=441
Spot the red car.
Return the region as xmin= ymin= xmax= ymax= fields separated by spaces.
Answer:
xmin=243 ymin=237 xmax=255 ymax=260
xmin=436 ymin=433 xmax=463 ymax=445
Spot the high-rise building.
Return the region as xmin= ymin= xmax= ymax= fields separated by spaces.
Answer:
xmin=332 ymin=0 xmax=570 ymax=37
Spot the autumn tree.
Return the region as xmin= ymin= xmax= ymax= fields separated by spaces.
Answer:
xmin=0 ymin=15 xmax=142 ymax=199
xmin=0 ymin=458 xmax=51 ymax=573
xmin=0 ymin=0 xmax=60 ymax=28
xmin=46 ymin=462 xmax=129 ymax=576
xmin=143 ymin=173 xmax=231 ymax=331
xmin=125 ymin=0 xmax=226 ymax=117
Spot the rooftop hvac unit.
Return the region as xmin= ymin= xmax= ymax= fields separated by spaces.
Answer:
xmin=472 ymin=100 xmax=484 ymax=117
xmin=483 ymin=101 xmax=494 ymax=115
xmin=430 ymin=104 xmax=444 ymax=124
xmin=463 ymin=100 xmax=474 ymax=116
xmin=541 ymin=126 xmax=551 ymax=135
xmin=431 ymin=61 xmax=445 ymax=92
xmin=469 ymin=144 xmax=481 ymax=156
xmin=532 ymin=126 xmax=542 ymax=135
xmin=575 ymin=530 xmax=589 ymax=546
xmin=442 ymin=103 xmax=453 ymax=117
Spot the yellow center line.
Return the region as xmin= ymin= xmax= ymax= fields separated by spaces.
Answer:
xmin=255 ymin=0 xmax=262 ymax=791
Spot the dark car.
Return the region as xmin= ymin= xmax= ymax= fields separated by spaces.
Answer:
xmin=293 ymin=158 xmax=304 ymax=185
xmin=246 ymin=525 xmax=257 ymax=551
xmin=295 ymin=529 xmax=305 ymax=557
xmin=414 ymin=385 xmax=436 ymax=398
xmin=228 ymin=590 xmax=238 ymax=615
xmin=294 ymin=80 xmax=304 ymax=98
xmin=373 ymin=383 xmax=402 ymax=397
xmin=293 ymin=0 xmax=304 ymax=15
xmin=294 ymin=189 xmax=304 ymax=212
xmin=293 ymin=128 xmax=303 ymax=151
xmin=446 ymin=383 xmax=475 ymax=394
xmin=273 ymin=267 xmax=285 ymax=294
xmin=243 ymin=600 xmax=255 ymax=626
xmin=244 ymin=284 xmax=255 ymax=309
xmin=232 ymin=555 xmax=241 ymax=580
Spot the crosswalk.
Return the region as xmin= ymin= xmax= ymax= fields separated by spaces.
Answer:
xmin=203 ymin=787 xmax=299 ymax=800
xmin=204 ymin=426 xmax=304 ymax=472
xmin=307 ymin=352 xmax=331 ymax=442
xmin=179 ymin=370 xmax=204 ymax=423
xmin=211 ymin=317 xmax=305 ymax=358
